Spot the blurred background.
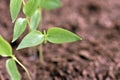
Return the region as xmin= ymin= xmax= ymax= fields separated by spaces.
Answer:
xmin=0 ymin=0 xmax=120 ymax=80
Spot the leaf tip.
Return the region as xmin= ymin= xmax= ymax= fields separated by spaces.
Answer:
xmin=12 ymin=20 xmax=15 ymax=23
xmin=12 ymin=37 xmax=17 ymax=43
xmin=11 ymin=39 xmax=15 ymax=43
xmin=11 ymin=17 xmax=16 ymax=23
xmin=16 ymin=47 xmax=20 ymax=50
xmin=78 ymin=36 xmax=82 ymax=40
xmin=80 ymin=37 xmax=82 ymax=40
xmin=16 ymin=45 xmax=23 ymax=50
xmin=77 ymin=36 xmax=82 ymax=41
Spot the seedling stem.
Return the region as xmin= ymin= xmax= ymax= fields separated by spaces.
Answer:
xmin=39 ymin=44 xmax=44 ymax=63
xmin=12 ymin=56 xmax=32 ymax=80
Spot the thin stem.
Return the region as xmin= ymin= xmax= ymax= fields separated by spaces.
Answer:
xmin=26 ymin=17 xmax=31 ymax=31
xmin=26 ymin=17 xmax=31 ymax=27
xmin=37 ymin=8 xmax=44 ymax=62
xmin=38 ymin=44 xmax=44 ymax=62
xmin=21 ymin=0 xmax=31 ymax=31
xmin=12 ymin=56 xmax=32 ymax=80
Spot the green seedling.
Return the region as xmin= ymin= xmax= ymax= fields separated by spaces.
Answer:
xmin=0 ymin=0 xmax=82 ymax=80
xmin=0 ymin=36 xmax=31 ymax=80
xmin=11 ymin=0 xmax=82 ymax=60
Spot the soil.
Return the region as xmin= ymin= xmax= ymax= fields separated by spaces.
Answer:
xmin=0 ymin=0 xmax=120 ymax=80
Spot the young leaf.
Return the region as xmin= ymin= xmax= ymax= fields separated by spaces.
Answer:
xmin=47 ymin=27 xmax=82 ymax=43
xmin=6 ymin=59 xmax=21 ymax=80
xmin=0 ymin=36 xmax=12 ymax=57
xmin=39 ymin=0 xmax=61 ymax=10
xmin=10 ymin=0 xmax=22 ymax=22
xmin=30 ymin=10 xmax=41 ymax=30
xmin=12 ymin=18 xmax=27 ymax=42
xmin=23 ymin=0 xmax=39 ymax=17
xmin=17 ymin=30 xmax=44 ymax=50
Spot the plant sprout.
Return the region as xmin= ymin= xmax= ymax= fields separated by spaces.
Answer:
xmin=0 ymin=35 xmax=31 ymax=80
xmin=11 ymin=0 xmax=82 ymax=61
xmin=0 ymin=0 xmax=82 ymax=80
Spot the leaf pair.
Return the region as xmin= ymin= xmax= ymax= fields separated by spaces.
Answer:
xmin=12 ymin=10 xmax=41 ymax=42
xmin=17 ymin=27 xmax=82 ymax=50
xmin=10 ymin=0 xmax=40 ymax=22
xmin=0 ymin=36 xmax=21 ymax=80
xmin=23 ymin=0 xmax=61 ymax=17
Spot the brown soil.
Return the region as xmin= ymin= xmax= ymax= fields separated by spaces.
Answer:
xmin=0 ymin=0 xmax=120 ymax=80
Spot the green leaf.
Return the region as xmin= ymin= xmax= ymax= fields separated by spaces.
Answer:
xmin=17 ymin=30 xmax=44 ymax=50
xmin=0 ymin=36 xmax=12 ymax=57
xmin=6 ymin=59 xmax=21 ymax=80
xmin=39 ymin=0 xmax=61 ymax=10
xmin=23 ymin=0 xmax=39 ymax=17
xmin=30 ymin=10 xmax=41 ymax=30
xmin=47 ymin=27 xmax=82 ymax=43
xmin=12 ymin=18 xmax=27 ymax=42
xmin=10 ymin=0 xmax=22 ymax=22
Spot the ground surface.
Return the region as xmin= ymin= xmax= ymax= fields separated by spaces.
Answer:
xmin=0 ymin=0 xmax=120 ymax=80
